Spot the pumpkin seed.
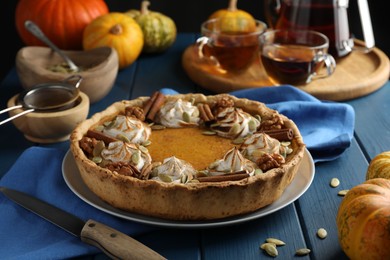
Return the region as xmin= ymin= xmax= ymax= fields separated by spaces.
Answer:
xmin=158 ymin=174 xmax=173 ymax=183
xmin=317 ymin=228 xmax=327 ymax=239
xmin=330 ymin=178 xmax=340 ymax=188
xmin=262 ymin=242 xmax=278 ymax=257
xmin=117 ymin=133 xmax=130 ymax=143
xmin=230 ymin=123 xmax=241 ymax=136
xmin=151 ymin=124 xmax=166 ymax=130
xmin=92 ymin=156 xmax=102 ymax=164
xmin=196 ymin=171 xmax=208 ymax=178
xmin=181 ymin=174 xmax=188 ymax=184
xmin=337 ymin=189 xmax=349 ymax=196
xmin=150 ymin=168 xmax=158 ymax=178
xmin=232 ymin=137 xmax=245 ymax=144
xmin=183 ymin=112 xmax=191 ymax=123
xmin=94 ymin=125 xmax=104 ymax=131
xmin=260 ymin=242 xmax=276 ymax=250
xmin=142 ymin=140 xmax=151 ymax=147
xmin=248 ymin=119 xmax=258 ymax=132
xmin=266 ymin=238 xmax=286 ymax=246
xmin=202 ymin=130 xmax=217 ymax=136
xmin=92 ymin=141 xmax=105 ymax=157
xmin=138 ymin=145 xmax=148 ymax=154
xmin=103 ymin=120 xmax=114 ymax=127
xmin=295 ymin=248 xmax=311 ymax=256
xmin=254 ymin=169 xmax=263 ymax=175
xmin=131 ymin=151 xmax=140 ymax=164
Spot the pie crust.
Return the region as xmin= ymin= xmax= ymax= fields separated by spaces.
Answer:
xmin=70 ymin=93 xmax=305 ymax=220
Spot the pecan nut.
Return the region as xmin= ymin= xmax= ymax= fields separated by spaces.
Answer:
xmin=125 ymin=106 xmax=145 ymax=121
xmin=256 ymin=153 xmax=285 ymax=171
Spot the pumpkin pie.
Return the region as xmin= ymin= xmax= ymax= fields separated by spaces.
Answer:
xmin=70 ymin=92 xmax=305 ymax=220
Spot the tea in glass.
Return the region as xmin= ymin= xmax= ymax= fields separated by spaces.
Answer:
xmin=259 ymin=30 xmax=336 ymax=85
xmin=197 ymin=18 xmax=267 ymax=73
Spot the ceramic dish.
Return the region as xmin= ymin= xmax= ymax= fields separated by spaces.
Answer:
xmin=62 ymin=148 xmax=315 ymax=228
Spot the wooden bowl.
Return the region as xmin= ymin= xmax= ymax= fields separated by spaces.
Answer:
xmin=7 ymin=92 xmax=89 ymax=143
xmin=16 ymin=46 xmax=119 ymax=103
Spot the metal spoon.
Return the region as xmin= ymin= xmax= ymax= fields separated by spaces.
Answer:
xmin=24 ymin=20 xmax=80 ymax=72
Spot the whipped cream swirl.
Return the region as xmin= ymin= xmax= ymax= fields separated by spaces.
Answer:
xmin=151 ymin=156 xmax=197 ymax=183
xmin=211 ymin=107 xmax=260 ymax=139
xmin=101 ymin=141 xmax=151 ymax=171
xmin=208 ymin=147 xmax=257 ymax=176
xmin=156 ymin=99 xmax=200 ymax=128
xmin=240 ymin=133 xmax=281 ymax=163
xmin=102 ymin=115 xmax=151 ymax=144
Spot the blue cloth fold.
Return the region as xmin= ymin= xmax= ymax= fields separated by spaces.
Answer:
xmin=161 ymin=85 xmax=355 ymax=162
xmin=0 ymin=86 xmax=354 ymax=259
xmin=0 ymin=147 xmax=154 ymax=260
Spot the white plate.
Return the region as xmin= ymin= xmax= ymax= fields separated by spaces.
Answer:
xmin=62 ymin=149 xmax=315 ymax=228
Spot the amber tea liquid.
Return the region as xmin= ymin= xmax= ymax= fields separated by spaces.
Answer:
xmin=206 ymin=33 xmax=259 ymax=72
xmin=261 ymin=44 xmax=323 ymax=85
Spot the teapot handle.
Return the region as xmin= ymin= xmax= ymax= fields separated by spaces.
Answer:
xmin=264 ymin=0 xmax=281 ymax=28
xmin=355 ymin=0 xmax=375 ymax=51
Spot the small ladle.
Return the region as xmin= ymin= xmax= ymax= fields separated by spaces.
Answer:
xmin=0 ymin=75 xmax=82 ymax=126
xmin=25 ymin=20 xmax=80 ymax=73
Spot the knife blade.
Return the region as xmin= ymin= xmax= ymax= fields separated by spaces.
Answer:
xmin=0 ymin=186 xmax=166 ymax=260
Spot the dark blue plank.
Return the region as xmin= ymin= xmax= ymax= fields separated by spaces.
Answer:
xmin=347 ymin=81 xmax=390 ymax=159
xmin=201 ymin=205 xmax=308 ymax=260
xmin=137 ymin=228 xmax=201 ymax=260
xmin=131 ymin=33 xmax=198 ymax=98
xmin=297 ymin=139 xmax=367 ymax=260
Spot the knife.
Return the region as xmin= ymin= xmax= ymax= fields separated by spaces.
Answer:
xmin=0 ymin=187 xmax=166 ymax=260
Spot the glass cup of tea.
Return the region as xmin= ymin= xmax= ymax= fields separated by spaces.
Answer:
xmin=196 ymin=18 xmax=267 ymax=74
xmin=259 ymin=29 xmax=336 ymax=85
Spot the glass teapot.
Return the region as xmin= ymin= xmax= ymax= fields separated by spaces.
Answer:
xmin=264 ymin=0 xmax=375 ymax=58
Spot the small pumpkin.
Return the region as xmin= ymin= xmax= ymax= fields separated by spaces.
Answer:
xmin=15 ymin=0 xmax=109 ymax=50
xmin=366 ymin=151 xmax=390 ymax=180
xmin=83 ymin=12 xmax=144 ymax=69
xmin=126 ymin=1 xmax=177 ymax=53
xmin=208 ymin=0 xmax=257 ymax=33
xmin=336 ymin=178 xmax=390 ymax=260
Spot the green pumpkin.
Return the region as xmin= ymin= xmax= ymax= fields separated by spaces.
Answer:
xmin=126 ymin=1 xmax=177 ymax=53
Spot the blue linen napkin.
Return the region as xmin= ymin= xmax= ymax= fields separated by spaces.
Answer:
xmin=0 ymin=147 xmax=155 ymax=260
xmin=160 ymin=85 xmax=355 ymax=162
xmin=0 ymin=86 xmax=354 ymax=259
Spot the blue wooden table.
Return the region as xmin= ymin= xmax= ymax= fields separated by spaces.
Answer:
xmin=1 ymin=33 xmax=389 ymax=259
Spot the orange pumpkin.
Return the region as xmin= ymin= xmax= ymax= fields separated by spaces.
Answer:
xmin=366 ymin=151 xmax=390 ymax=180
xmin=208 ymin=0 xmax=256 ymax=32
xmin=83 ymin=12 xmax=144 ymax=69
xmin=15 ymin=0 xmax=109 ymax=50
xmin=336 ymin=178 xmax=390 ymax=260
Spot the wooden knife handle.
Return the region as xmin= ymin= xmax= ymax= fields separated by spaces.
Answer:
xmin=80 ymin=219 xmax=166 ymax=260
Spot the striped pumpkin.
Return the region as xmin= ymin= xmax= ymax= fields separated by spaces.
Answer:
xmin=126 ymin=1 xmax=177 ymax=53
xmin=337 ymin=178 xmax=390 ymax=260
xmin=366 ymin=151 xmax=390 ymax=180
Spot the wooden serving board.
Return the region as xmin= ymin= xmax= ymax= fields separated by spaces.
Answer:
xmin=182 ymin=40 xmax=390 ymax=101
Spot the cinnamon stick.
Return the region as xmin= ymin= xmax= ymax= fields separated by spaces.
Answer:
xmin=197 ymin=171 xmax=249 ymax=182
xmin=142 ymin=91 xmax=159 ymax=117
xmin=261 ymin=128 xmax=294 ymax=141
xmin=143 ymin=91 xmax=166 ymax=122
xmin=87 ymin=129 xmax=118 ymax=144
